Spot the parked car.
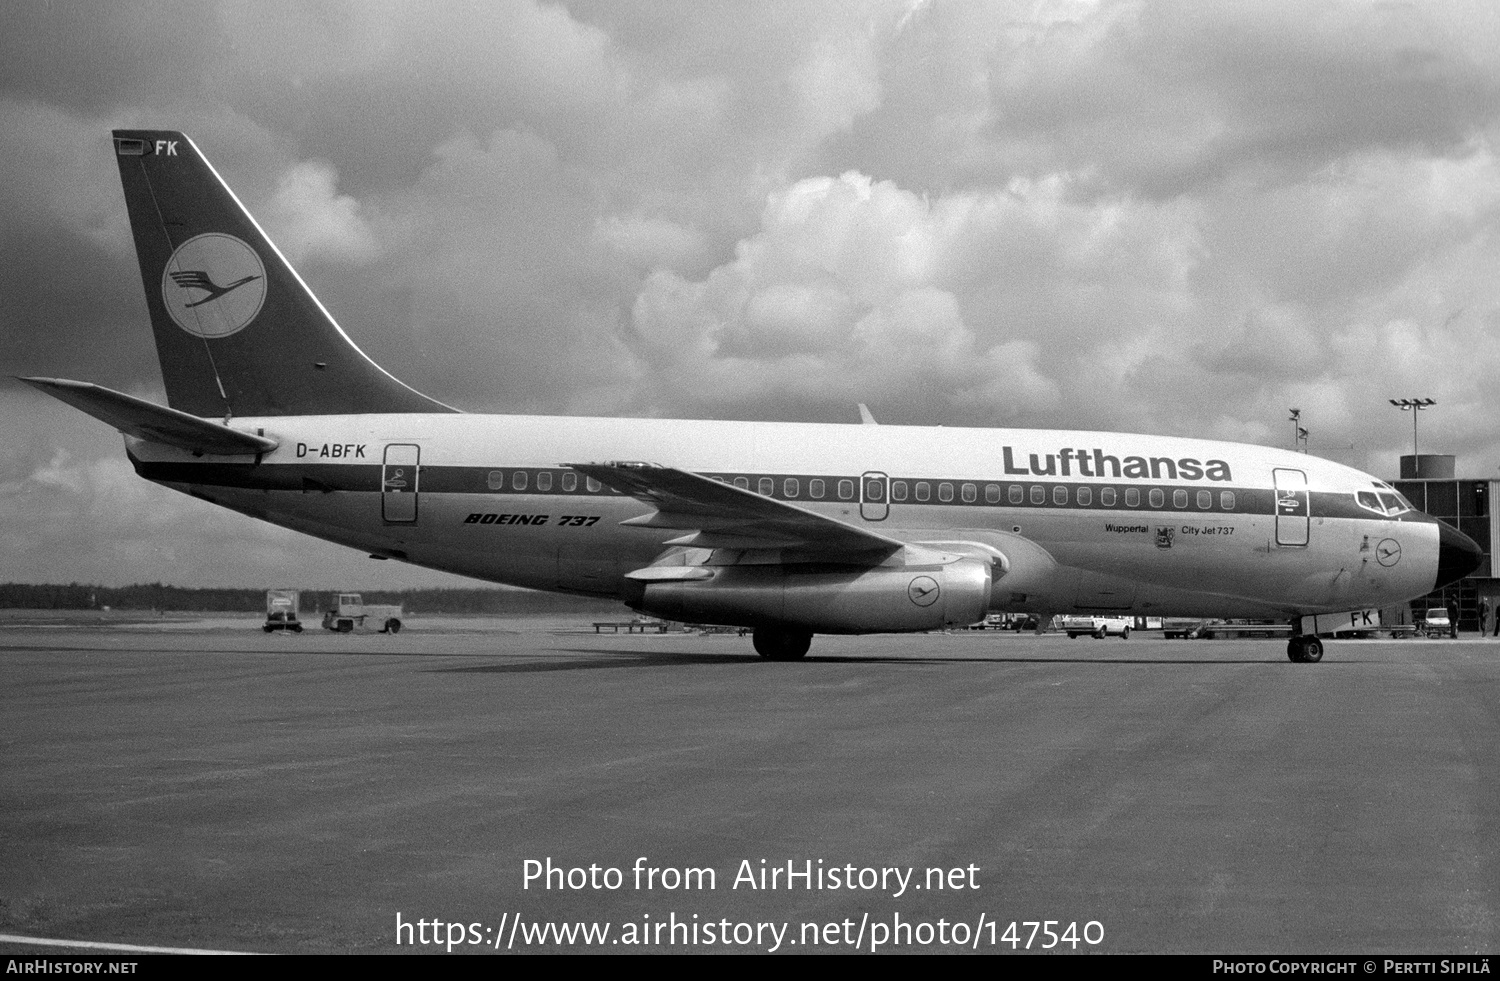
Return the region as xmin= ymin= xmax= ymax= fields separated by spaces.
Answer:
xmin=1060 ymin=615 xmax=1132 ymax=639
xmin=1421 ymin=607 xmax=1452 ymax=638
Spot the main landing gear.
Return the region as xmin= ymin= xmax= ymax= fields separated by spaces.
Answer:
xmin=752 ymin=627 xmax=812 ymax=661
xmin=1286 ymin=635 xmax=1324 ymax=663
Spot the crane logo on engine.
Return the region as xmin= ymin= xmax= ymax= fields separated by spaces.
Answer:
xmin=907 ymin=575 xmax=940 ymax=607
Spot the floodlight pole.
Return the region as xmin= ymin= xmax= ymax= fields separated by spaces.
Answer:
xmin=1287 ymin=409 xmax=1309 ymax=453
xmin=1389 ymin=398 xmax=1436 ymax=457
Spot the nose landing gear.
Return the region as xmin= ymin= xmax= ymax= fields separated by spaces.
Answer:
xmin=1287 ymin=635 xmax=1324 ymax=663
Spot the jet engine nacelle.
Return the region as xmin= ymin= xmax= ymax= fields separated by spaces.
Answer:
xmin=628 ymin=559 xmax=993 ymax=634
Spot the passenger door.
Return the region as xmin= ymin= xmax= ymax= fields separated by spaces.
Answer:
xmin=382 ymin=444 xmax=420 ymax=523
xmin=1274 ymin=467 xmax=1309 ymax=546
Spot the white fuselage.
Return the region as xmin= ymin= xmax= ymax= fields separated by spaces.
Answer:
xmin=127 ymin=414 xmax=1442 ymax=621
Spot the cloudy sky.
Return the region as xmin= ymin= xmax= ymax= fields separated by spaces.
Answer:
xmin=3 ymin=0 xmax=1500 ymax=589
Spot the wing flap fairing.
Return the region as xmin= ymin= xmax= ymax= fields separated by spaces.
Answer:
xmin=565 ymin=461 xmax=905 ymax=557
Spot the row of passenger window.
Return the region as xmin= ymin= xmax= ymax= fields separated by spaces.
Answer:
xmin=722 ymin=475 xmax=857 ymax=500
xmin=882 ymin=481 xmax=1238 ymax=512
xmin=485 ymin=468 xmax=1238 ymax=512
xmin=487 ymin=470 xmax=610 ymax=493
xmin=709 ymin=476 xmax=1236 ymax=511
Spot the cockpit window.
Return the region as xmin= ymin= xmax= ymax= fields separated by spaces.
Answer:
xmin=1358 ymin=485 xmax=1412 ymax=516
xmin=1378 ymin=492 xmax=1410 ymax=515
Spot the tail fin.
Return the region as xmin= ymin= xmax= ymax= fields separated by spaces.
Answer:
xmin=111 ymin=130 xmax=455 ymax=417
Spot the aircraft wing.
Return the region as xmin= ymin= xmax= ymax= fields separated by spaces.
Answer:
xmin=565 ymin=461 xmax=904 ymax=556
xmin=21 ymin=377 xmax=279 ymax=456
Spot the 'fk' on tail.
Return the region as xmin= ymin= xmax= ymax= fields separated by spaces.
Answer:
xmin=112 ymin=130 xmax=454 ymax=418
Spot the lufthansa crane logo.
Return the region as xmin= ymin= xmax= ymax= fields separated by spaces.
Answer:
xmin=161 ymin=233 xmax=266 ymax=339
xmin=907 ymin=575 xmax=940 ymax=607
xmin=1376 ymin=538 xmax=1402 ymax=567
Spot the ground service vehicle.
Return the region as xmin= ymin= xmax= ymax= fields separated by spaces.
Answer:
xmin=1161 ymin=618 xmax=1211 ymax=639
xmin=22 ymin=130 xmax=1487 ymax=664
xmin=321 ymin=593 xmax=403 ymax=634
xmin=263 ymin=589 xmax=302 ymax=632
xmin=1422 ymin=607 xmax=1452 ymax=639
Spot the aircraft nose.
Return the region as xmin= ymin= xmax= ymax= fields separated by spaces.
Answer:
xmin=1435 ymin=520 xmax=1485 ymax=589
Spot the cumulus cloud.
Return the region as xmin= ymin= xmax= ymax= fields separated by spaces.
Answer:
xmin=624 ymin=171 xmax=1070 ymax=421
xmin=620 ymin=168 xmax=1214 ymax=428
xmin=261 ymin=160 xmax=381 ymax=266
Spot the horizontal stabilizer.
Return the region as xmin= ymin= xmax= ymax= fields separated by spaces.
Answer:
xmin=20 ymin=377 xmax=278 ymax=456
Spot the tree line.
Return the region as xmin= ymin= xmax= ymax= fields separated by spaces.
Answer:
xmin=0 ymin=582 xmax=619 ymax=614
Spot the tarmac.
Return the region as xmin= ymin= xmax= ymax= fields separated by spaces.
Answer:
xmin=1 ymin=614 xmax=1497 ymax=955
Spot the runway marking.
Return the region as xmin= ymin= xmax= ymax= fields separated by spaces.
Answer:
xmin=0 ymin=933 xmax=257 ymax=955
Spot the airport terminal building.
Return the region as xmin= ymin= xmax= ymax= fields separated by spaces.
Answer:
xmin=1392 ymin=454 xmax=1497 ymax=632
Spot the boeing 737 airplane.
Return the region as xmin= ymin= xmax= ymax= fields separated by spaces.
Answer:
xmin=22 ymin=131 xmax=1485 ymax=662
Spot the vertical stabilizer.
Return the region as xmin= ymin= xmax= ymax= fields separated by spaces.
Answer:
xmin=111 ymin=130 xmax=455 ymax=417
